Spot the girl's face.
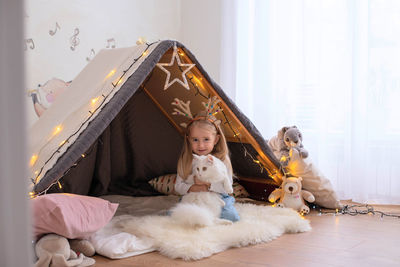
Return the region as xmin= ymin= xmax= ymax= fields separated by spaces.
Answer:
xmin=188 ymin=124 xmax=219 ymax=156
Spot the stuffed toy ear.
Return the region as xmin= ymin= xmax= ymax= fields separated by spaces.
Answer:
xmin=206 ymin=154 xmax=214 ymax=164
xmin=69 ymin=239 xmax=95 ymax=257
xmin=277 ymin=126 xmax=289 ymax=139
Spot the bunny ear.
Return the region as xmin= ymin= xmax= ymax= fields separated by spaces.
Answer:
xmin=278 ymin=127 xmax=289 ymax=139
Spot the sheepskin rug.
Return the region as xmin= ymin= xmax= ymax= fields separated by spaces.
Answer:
xmin=118 ymin=203 xmax=311 ymax=260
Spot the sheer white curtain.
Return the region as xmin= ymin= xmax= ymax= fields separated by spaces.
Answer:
xmin=222 ymin=0 xmax=400 ymax=204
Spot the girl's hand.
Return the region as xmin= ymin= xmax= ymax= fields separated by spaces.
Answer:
xmin=188 ymin=184 xmax=209 ymax=192
xmin=194 ymin=176 xmax=211 ymax=187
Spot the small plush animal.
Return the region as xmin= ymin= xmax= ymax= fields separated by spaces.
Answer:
xmin=28 ymin=78 xmax=70 ymax=117
xmin=35 ymin=234 xmax=95 ymax=267
xmin=268 ymin=126 xmax=308 ymax=166
xmin=170 ymin=154 xmax=233 ymax=227
xmin=268 ymin=176 xmax=315 ymax=214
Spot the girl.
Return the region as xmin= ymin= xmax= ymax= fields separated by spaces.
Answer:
xmin=174 ymin=111 xmax=240 ymax=222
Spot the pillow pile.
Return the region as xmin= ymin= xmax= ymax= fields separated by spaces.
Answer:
xmin=148 ymin=173 xmax=249 ymax=198
xmin=31 ymin=193 xmax=118 ymax=240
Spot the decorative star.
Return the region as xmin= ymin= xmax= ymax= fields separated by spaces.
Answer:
xmin=157 ymin=44 xmax=195 ymax=90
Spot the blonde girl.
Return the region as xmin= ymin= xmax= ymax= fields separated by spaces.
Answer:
xmin=175 ymin=111 xmax=240 ymax=222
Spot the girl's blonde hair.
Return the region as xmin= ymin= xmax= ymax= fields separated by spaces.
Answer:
xmin=177 ymin=118 xmax=232 ymax=180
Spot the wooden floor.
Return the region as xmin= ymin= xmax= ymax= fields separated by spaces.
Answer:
xmin=92 ymin=203 xmax=400 ymax=267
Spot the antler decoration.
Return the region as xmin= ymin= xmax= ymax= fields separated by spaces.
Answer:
xmin=171 ymin=96 xmax=223 ymax=128
xmin=172 ymin=98 xmax=193 ymax=128
xmin=202 ymin=96 xmax=223 ymax=116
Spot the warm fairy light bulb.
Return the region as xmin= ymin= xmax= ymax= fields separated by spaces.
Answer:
xmin=59 ymin=140 xmax=66 ymax=146
xmin=30 ymin=154 xmax=38 ymax=166
xmin=136 ymin=37 xmax=147 ymax=45
xmin=52 ymin=125 xmax=63 ymax=136
xmin=142 ymin=50 xmax=148 ymax=57
xmin=192 ymin=75 xmax=204 ymax=89
xmin=58 ymin=181 xmax=62 ymax=189
xmin=81 ymin=154 xmax=86 ymax=158
xmin=105 ymin=69 xmax=116 ymax=79
xmin=117 ymin=78 xmax=124 ymax=85
xmin=254 ymin=160 xmax=260 ymax=164
xmin=91 ymin=97 xmax=99 ymax=104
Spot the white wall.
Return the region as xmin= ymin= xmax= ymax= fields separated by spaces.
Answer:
xmin=24 ymin=0 xmax=230 ymax=126
xmin=24 ymin=0 xmax=182 ymax=126
xmin=180 ymin=0 xmax=222 ymax=85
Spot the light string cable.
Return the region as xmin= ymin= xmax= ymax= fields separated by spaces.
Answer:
xmin=312 ymin=203 xmax=400 ymax=219
xmin=30 ymin=41 xmax=158 ymax=196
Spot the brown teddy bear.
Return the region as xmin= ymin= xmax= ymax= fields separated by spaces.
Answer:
xmin=268 ymin=176 xmax=315 ymax=214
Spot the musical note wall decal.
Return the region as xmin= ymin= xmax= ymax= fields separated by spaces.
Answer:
xmin=86 ymin=49 xmax=96 ymax=62
xmin=70 ymin=28 xmax=80 ymax=51
xmin=49 ymin=22 xmax=61 ymax=36
xmin=24 ymin=38 xmax=35 ymax=50
xmin=106 ymin=38 xmax=116 ymax=48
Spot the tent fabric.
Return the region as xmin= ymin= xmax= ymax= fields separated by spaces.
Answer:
xmin=30 ymin=42 xmax=159 ymax=191
xmin=29 ymin=40 xmax=281 ymax=196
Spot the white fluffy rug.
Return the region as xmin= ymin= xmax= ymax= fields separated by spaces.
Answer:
xmin=118 ymin=203 xmax=311 ymax=260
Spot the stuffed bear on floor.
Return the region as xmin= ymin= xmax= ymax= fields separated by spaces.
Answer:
xmin=267 ymin=126 xmax=308 ymax=166
xmin=268 ymin=176 xmax=315 ymax=214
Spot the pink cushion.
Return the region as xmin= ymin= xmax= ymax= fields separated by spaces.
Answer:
xmin=32 ymin=193 xmax=118 ymax=240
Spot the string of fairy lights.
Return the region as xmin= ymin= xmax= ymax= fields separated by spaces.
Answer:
xmin=29 ymin=41 xmax=158 ymax=198
xmin=311 ymin=203 xmax=400 ymax=219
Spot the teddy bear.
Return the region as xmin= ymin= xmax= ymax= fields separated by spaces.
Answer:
xmin=268 ymin=176 xmax=315 ymax=214
xmin=267 ymin=126 xmax=308 ymax=166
